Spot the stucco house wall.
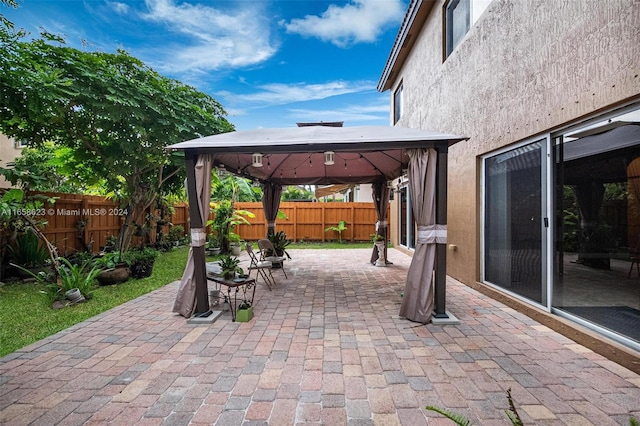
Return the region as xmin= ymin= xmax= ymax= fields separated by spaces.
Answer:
xmin=388 ymin=0 xmax=640 ymax=284
xmin=0 ymin=133 xmax=23 ymax=188
xmin=380 ymin=0 xmax=640 ymax=370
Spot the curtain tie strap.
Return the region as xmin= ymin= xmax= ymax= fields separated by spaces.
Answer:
xmin=191 ymin=228 xmax=206 ymax=247
xmin=375 ymin=220 xmax=388 ymax=231
xmin=267 ymin=221 xmax=276 ymax=227
xmin=417 ymin=224 xmax=447 ymax=244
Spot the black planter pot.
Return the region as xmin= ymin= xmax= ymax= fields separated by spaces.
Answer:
xmin=130 ymin=261 xmax=155 ymax=279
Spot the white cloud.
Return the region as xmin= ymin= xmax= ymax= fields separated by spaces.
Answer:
xmin=288 ymin=102 xmax=389 ymax=123
xmin=283 ymin=0 xmax=405 ymax=47
xmin=107 ymin=2 xmax=130 ymax=15
xmin=142 ymin=0 xmax=277 ymax=72
xmin=218 ymin=80 xmax=377 ymax=106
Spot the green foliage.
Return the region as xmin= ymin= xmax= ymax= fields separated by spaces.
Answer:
xmin=93 ymin=251 xmax=126 ymax=270
xmin=504 ymin=388 xmax=523 ymax=426
xmin=268 ymin=231 xmax=292 ymax=259
xmin=7 ymin=231 xmax=49 ymax=268
xmin=424 ymin=406 xmax=471 ymax=426
xmin=426 ymin=388 xmax=523 ymax=425
xmin=0 ymin=247 xmax=189 ymax=357
xmin=167 ymin=225 xmax=185 ymax=245
xmin=57 ymin=257 xmax=101 ymax=299
xmin=370 ymin=233 xmax=384 ymax=242
xmin=0 ymin=30 xmax=234 ymax=251
xmin=281 ymin=185 xmax=314 ymax=201
xmin=0 ymin=0 xmax=18 ymax=31
xmin=8 ymin=143 xmax=100 ymax=193
xmin=208 ymin=199 xmax=254 ymax=254
xmin=211 ymin=173 xmax=261 ymax=202
xmin=0 ymin=188 xmax=56 ymax=279
xmin=207 ymin=232 xmax=220 ymax=248
xmin=219 ymin=254 xmax=242 ymax=279
xmin=122 ymin=247 xmax=159 ymax=267
xmin=324 ymin=220 xmax=348 ymax=243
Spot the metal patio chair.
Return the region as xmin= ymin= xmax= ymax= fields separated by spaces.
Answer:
xmin=245 ymin=242 xmax=276 ymax=290
xmin=258 ymin=238 xmax=288 ymax=280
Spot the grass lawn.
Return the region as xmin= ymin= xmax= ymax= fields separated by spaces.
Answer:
xmin=0 ymin=246 xmax=189 ymax=358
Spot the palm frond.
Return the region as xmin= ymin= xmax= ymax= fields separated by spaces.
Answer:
xmin=425 ymin=406 xmax=472 ymax=426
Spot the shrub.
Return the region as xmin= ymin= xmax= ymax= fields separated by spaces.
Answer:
xmin=57 ymin=257 xmax=101 ymax=299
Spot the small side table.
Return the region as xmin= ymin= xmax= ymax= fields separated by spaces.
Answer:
xmin=207 ymin=276 xmax=256 ymax=322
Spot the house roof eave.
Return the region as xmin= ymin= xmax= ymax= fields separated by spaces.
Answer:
xmin=377 ymin=0 xmax=436 ymax=93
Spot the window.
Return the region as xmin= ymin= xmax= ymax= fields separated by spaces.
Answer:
xmin=393 ymin=82 xmax=403 ymax=124
xmin=13 ymin=139 xmax=27 ymax=149
xmin=445 ymin=0 xmax=492 ymax=58
xmin=445 ymin=0 xmax=470 ymax=57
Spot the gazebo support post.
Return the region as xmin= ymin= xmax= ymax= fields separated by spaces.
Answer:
xmin=433 ymin=145 xmax=448 ymax=319
xmin=185 ymin=151 xmax=210 ymax=315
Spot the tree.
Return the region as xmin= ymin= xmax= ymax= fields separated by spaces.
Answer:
xmin=211 ymin=172 xmax=262 ymax=203
xmin=0 ymin=0 xmax=18 ymax=31
xmin=0 ymin=29 xmax=234 ymax=251
xmin=8 ymin=143 xmax=102 ymax=193
xmin=281 ymin=185 xmax=314 ymax=201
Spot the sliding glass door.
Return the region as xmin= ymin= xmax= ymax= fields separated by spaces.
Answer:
xmin=483 ymin=139 xmax=548 ymax=306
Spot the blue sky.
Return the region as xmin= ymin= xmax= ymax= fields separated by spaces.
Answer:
xmin=4 ymin=0 xmax=407 ymax=131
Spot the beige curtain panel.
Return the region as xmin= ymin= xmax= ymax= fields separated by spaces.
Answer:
xmin=399 ymin=148 xmax=437 ymax=323
xmin=173 ymin=154 xmax=213 ymax=318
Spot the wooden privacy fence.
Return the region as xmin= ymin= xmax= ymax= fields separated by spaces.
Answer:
xmin=26 ymin=193 xmax=380 ymax=255
xmin=233 ymin=201 xmax=380 ymax=242
xmin=34 ymin=192 xmax=189 ymax=255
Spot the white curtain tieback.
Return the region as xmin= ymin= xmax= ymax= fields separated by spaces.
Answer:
xmin=191 ymin=228 xmax=206 ymax=247
xmin=375 ymin=220 xmax=389 ymax=231
xmin=417 ymin=224 xmax=447 ymax=244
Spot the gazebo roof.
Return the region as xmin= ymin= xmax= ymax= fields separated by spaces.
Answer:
xmin=167 ymin=125 xmax=466 ymax=186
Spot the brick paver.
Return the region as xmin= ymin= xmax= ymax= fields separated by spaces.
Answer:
xmin=1 ymin=248 xmax=639 ymax=425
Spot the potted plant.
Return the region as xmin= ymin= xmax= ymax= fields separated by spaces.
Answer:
xmin=57 ymin=257 xmax=101 ymax=302
xmin=235 ymin=300 xmax=253 ymax=322
xmin=267 ymin=231 xmax=292 ymax=260
xmin=371 ymin=233 xmax=386 ymax=267
xmin=94 ymin=251 xmax=130 ymax=285
xmin=123 ymin=247 xmax=159 ymax=279
xmin=14 ymin=257 xmax=99 ymax=305
xmin=167 ymin=225 xmax=185 ymax=247
xmin=208 ymin=200 xmax=254 ymax=255
xmin=219 ymin=255 xmax=243 ymax=280
xmin=229 ymin=233 xmax=243 ymax=256
xmin=207 ymin=233 xmax=221 ymax=256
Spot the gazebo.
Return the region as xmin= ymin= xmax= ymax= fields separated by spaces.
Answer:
xmin=166 ymin=125 xmax=466 ymax=324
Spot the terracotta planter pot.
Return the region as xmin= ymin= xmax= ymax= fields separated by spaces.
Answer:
xmin=96 ymin=265 xmax=130 ymax=285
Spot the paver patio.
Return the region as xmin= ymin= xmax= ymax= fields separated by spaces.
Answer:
xmin=1 ymin=248 xmax=639 ymax=425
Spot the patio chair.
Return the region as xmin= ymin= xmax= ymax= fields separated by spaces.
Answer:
xmin=258 ymin=238 xmax=288 ymax=279
xmin=245 ymin=242 xmax=276 ymax=290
